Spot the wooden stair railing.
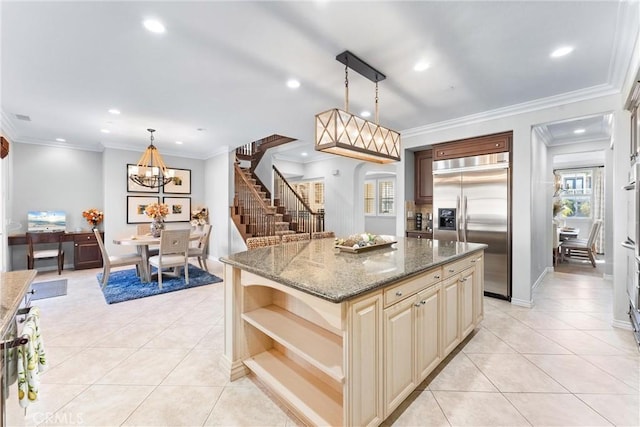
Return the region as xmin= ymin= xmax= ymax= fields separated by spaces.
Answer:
xmin=273 ymin=165 xmax=325 ymax=237
xmin=232 ymin=162 xmax=276 ymax=239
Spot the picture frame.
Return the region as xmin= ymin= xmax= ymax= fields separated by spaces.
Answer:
xmin=127 ymin=164 xmax=160 ymax=193
xmin=127 ymin=196 xmax=159 ymax=224
xmin=163 ymin=197 xmax=191 ymax=222
xmin=163 ymin=168 xmax=191 ymax=194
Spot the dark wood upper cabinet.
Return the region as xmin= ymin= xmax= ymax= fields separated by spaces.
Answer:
xmin=415 ymin=149 xmax=433 ymax=204
xmin=432 ymin=132 xmax=511 ymax=161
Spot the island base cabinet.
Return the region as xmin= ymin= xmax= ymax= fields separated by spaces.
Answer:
xmin=347 ymin=292 xmax=384 ymax=427
xmin=383 ymin=283 xmax=442 ymax=417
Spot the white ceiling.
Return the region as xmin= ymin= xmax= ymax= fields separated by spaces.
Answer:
xmin=1 ymin=1 xmax=638 ymax=160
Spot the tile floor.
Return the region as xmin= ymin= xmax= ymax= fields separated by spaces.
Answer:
xmin=5 ymin=261 xmax=639 ymax=426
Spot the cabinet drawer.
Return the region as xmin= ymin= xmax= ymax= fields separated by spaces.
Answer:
xmin=433 ymin=132 xmax=511 ymax=161
xmin=384 ymin=267 xmax=442 ymax=307
xmin=442 ymin=254 xmax=480 ymax=279
xmin=73 ymin=233 xmax=97 ymax=243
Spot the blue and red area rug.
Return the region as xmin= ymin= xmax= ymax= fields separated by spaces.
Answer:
xmin=97 ymin=265 xmax=222 ymax=304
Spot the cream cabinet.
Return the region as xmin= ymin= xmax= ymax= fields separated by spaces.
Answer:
xmin=383 ymin=281 xmax=442 ymax=417
xmin=224 ymin=250 xmax=484 ymax=427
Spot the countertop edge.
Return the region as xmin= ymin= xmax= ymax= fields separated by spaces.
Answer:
xmin=1 ymin=270 xmax=38 ymax=337
xmin=220 ymin=245 xmax=486 ymax=304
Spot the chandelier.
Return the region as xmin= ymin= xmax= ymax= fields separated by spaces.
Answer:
xmin=315 ymin=50 xmax=401 ymax=164
xmin=128 ymin=128 xmax=175 ymax=188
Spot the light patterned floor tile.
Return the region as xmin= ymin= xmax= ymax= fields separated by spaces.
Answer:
xmin=504 ymin=393 xmax=612 ymax=426
xmin=22 ymin=384 xmax=87 ymax=427
xmin=122 ymin=385 xmax=223 ymax=426
xmin=41 ymin=347 xmax=136 ymax=385
xmin=384 ymin=390 xmax=450 ymax=427
xmin=581 ymin=354 xmax=640 ymax=389
xmin=489 ymin=327 xmax=571 ymax=354
xmin=432 ymin=391 xmax=530 ymax=426
xmin=43 ymin=384 xmax=154 ymax=426
xmin=577 ymin=393 xmax=640 ymax=426
xmin=460 ymin=328 xmax=516 ymax=354
xmin=162 ymin=349 xmax=229 ymax=387
xmin=95 ymin=348 xmax=189 ymax=385
xmin=537 ymin=329 xmax=628 ymax=355
xmin=525 ymin=354 xmax=638 ymax=393
xmin=466 ymin=353 xmax=567 ymax=393
xmin=427 ymin=352 xmax=497 ymax=392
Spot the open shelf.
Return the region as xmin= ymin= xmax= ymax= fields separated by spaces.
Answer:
xmin=245 ymin=349 xmax=342 ymax=427
xmin=242 ymin=305 xmax=344 ymax=383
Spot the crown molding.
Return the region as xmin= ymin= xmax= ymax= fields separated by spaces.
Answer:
xmin=401 ymin=84 xmax=619 ymax=139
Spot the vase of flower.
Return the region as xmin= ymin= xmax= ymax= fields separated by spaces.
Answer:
xmin=150 ymin=217 xmax=164 ymax=237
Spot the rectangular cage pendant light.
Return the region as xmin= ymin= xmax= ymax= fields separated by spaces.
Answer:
xmin=315 ymin=51 xmax=401 ymax=164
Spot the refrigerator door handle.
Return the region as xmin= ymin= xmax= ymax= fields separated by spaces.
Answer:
xmin=456 ymin=195 xmax=461 ymax=242
xmin=463 ymin=195 xmax=468 ymax=243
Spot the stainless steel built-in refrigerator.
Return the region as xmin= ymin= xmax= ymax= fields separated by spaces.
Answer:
xmin=433 ymin=153 xmax=511 ymax=300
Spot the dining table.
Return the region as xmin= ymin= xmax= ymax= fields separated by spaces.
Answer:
xmin=559 ymin=228 xmax=580 ymax=241
xmin=113 ymin=232 xmax=201 ymax=282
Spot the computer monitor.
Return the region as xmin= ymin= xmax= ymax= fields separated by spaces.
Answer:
xmin=27 ymin=211 xmax=66 ymax=232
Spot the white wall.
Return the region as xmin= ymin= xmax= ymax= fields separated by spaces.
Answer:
xmin=530 ymin=128 xmax=550 ymax=285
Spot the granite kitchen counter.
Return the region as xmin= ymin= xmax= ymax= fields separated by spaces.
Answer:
xmin=221 ymin=236 xmax=486 ymax=303
xmin=0 ymin=270 xmax=37 ymax=337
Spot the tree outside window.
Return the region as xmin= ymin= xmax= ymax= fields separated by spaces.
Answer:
xmin=556 ymin=170 xmax=592 ymax=218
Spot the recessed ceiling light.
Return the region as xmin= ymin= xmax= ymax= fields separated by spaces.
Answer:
xmin=175 ymin=141 xmax=183 ymax=145
xmin=413 ymin=61 xmax=430 ymax=72
xmin=550 ymin=46 xmax=574 ymax=58
xmin=361 ymin=110 xmax=371 ymax=118
xmin=55 ymin=138 xmax=66 ymax=142
xmin=108 ymin=108 xmax=121 ymax=115
xmin=143 ymin=19 xmax=166 ymax=34
xmin=286 ymin=79 xmax=301 ymax=89
xmin=301 ymin=152 xmax=308 ymax=157
xmin=100 ymin=129 xmax=110 ymax=134
xmin=573 ymin=128 xmax=586 ymax=134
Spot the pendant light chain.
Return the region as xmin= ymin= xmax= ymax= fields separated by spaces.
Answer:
xmin=375 ymin=81 xmax=379 ymax=124
xmin=344 ymin=65 xmax=349 ymax=112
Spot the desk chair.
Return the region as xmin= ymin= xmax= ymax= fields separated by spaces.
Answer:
xmin=26 ymin=231 xmax=65 ymax=275
xmin=94 ymin=230 xmax=144 ymax=288
xmin=560 ymin=219 xmax=603 ymax=267
xmin=188 ymin=224 xmax=212 ymax=270
xmin=148 ymin=229 xmax=190 ymax=289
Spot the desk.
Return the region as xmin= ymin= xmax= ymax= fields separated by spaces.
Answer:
xmin=8 ymin=231 xmax=104 ymax=270
xmin=113 ymin=233 xmax=200 ymax=282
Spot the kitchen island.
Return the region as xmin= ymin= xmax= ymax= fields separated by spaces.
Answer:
xmin=221 ymin=237 xmax=485 ymax=426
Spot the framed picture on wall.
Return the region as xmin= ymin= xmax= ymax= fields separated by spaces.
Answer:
xmin=163 ymin=197 xmax=191 ymax=222
xmin=163 ymin=168 xmax=191 ymax=194
xmin=127 ymin=196 xmax=159 ymax=223
xmin=126 ymin=164 xmax=160 ymax=193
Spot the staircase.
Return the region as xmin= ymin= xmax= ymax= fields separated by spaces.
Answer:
xmin=231 ymin=134 xmax=325 ymax=242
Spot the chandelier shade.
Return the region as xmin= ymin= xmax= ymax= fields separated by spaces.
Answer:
xmin=128 ymin=129 xmax=175 ymax=188
xmin=314 ymin=50 xmax=401 ymax=164
xmin=315 ymin=108 xmax=401 ymax=164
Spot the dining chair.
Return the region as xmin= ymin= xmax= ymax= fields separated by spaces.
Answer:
xmin=188 ymin=224 xmax=212 ymax=270
xmin=560 ymin=219 xmax=603 ymax=267
xmin=136 ymin=223 xmax=159 ymax=256
xmin=94 ymin=229 xmax=144 ymax=288
xmin=246 ymin=235 xmax=281 ymax=249
xmin=311 ymin=231 xmax=335 ymax=239
xmin=26 ymin=231 xmax=65 ymax=275
xmin=281 ymin=233 xmax=310 ymax=243
xmin=148 ymin=229 xmax=191 ymax=289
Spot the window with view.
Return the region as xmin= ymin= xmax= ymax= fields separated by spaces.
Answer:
xmin=556 ymin=169 xmax=592 ymax=218
xmin=364 ymin=178 xmax=395 ymax=216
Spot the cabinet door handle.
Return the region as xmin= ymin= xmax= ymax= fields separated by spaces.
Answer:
xmin=74 ymin=243 xmax=78 ymax=247
xmin=414 ymin=302 xmax=422 ymax=307
xmin=471 ymin=259 xmax=476 ymax=263
xmin=421 ymin=300 xmax=426 ymax=305
xmin=448 ymin=269 xmax=455 ymax=273
xmin=434 ymin=275 xmax=441 ymax=279
xmin=395 ymin=291 xmax=403 ymax=296
xmin=459 ymin=277 xmax=467 ymax=282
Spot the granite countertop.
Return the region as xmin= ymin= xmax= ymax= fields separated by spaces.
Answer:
xmin=0 ymin=270 xmax=37 ymax=337
xmin=221 ymin=237 xmax=486 ymax=303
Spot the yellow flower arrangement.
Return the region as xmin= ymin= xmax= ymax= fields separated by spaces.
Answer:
xmin=144 ymin=202 xmax=169 ymax=219
xmin=82 ymin=208 xmax=104 ymax=227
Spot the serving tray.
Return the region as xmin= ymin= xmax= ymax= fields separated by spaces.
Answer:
xmin=335 ymin=241 xmax=397 ymax=254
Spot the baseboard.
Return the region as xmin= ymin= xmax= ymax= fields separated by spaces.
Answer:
xmin=532 ymin=269 xmax=550 ymax=291
xmin=612 ymin=318 xmax=633 ymax=330
xmin=603 ymin=273 xmax=613 ymax=280
xmin=511 ymin=297 xmax=534 ymax=308
xmin=219 ymin=354 xmax=249 ymax=381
